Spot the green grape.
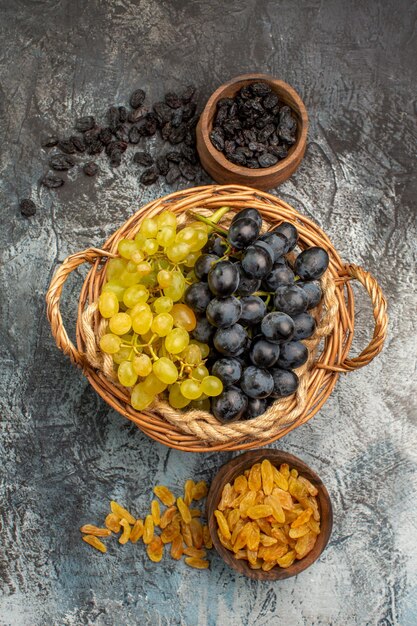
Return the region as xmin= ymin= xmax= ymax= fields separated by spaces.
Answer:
xmin=151 ymin=313 xmax=173 ymax=337
xmin=123 ymin=284 xmax=149 ymax=308
xmin=118 ymin=239 xmax=139 ymax=259
xmin=99 ymin=291 xmax=119 ymax=318
xmin=118 ymin=361 xmax=138 ymax=387
xmin=131 ymin=383 xmax=154 ymax=410
xmin=153 ymin=296 xmax=173 ymax=314
xmin=157 ymin=226 xmax=176 ymax=248
xmin=163 ymin=272 xmax=185 ymax=302
xmin=132 ymin=353 xmax=153 ymax=376
xmin=130 ymin=249 xmax=145 ymax=264
xmin=141 ymin=329 xmax=155 ymax=343
xmin=166 ymin=242 xmax=191 ymax=263
xmin=134 ymin=232 xmax=146 ymax=248
xmin=113 ymin=347 xmax=132 ymax=365
xmin=143 ymin=239 xmax=159 ymax=256
xmin=140 ymin=217 xmax=158 ymax=238
xmin=188 ymin=221 xmax=208 ymax=233
xmin=99 ymin=333 xmax=122 ymax=354
xmin=131 ymin=302 xmax=151 ymax=316
xmin=164 ymin=328 xmax=189 ymax=354
xmin=193 ymin=364 xmax=209 ymax=381
xmin=136 ymin=262 xmax=152 ymax=276
xmin=153 ymin=357 xmax=178 ymax=384
xmin=180 ymin=378 xmax=202 ymax=400
xmin=184 ymin=252 xmax=199 ymax=267
xmin=201 ymin=376 xmax=223 ymax=397
xmin=157 ymin=211 xmax=177 ymax=229
xmin=140 ymin=271 xmax=157 ymax=287
xmin=142 ymin=372 xmax=168 ymax=395
xmin=106 ymin=258 xmax=127 ymax=281
xmin=157 ymin=269 xmax=172 ymax=288
xmin=132 ymin=309 xmax=153 ymax=335
xmin=120 ymin=270 xmax=140 ymax=287
xmin=109 ymin=312 xmax=132 ymax=335
xmin=191 ymin=397 xmax=211 ymax=412
xmin=190 ymin=340 xmax=210 ymax=358
xmin=192 ymin=229 xmax=208 ymax=251
xmin=169 ymin=383 xmax=191 ymax=409
xmin=175 ymin=226 xmax=196 ymax=247
xmin=103 ymin=280 xmax=126 ymax=302
xmin=180 ymin=344 xmax=202 ymax=365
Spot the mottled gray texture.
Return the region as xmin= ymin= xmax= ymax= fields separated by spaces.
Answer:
xmin=0 ymin=0 xmax=416 ymax=625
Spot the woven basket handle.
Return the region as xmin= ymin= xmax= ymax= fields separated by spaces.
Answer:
xmin=46 ymin=248 xmax=110 ymax=368
xmin=320 ymin=263 xmax=388 ymax=373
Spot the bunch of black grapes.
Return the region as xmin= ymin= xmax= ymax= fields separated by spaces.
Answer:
xmin=184 ymin=208 xmax=329 ymax=423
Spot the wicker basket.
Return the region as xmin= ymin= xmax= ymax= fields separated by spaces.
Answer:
xmin=46 ymin=184 xmax=387 ymax=452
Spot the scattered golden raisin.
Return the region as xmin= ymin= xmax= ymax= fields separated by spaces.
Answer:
xmin=143 ymin=515 xmax=154 ymax=545
xmin=147 ymin=536 xmax=163 ymax=562
xmin=130 ymin=519 xmax=144 ymax=543
xmin=110 ymin=501 xmax=136 ymax=525
xmin=170 ymin=534 xmax=183 ymax=560
xmin=160 ymin=506 xmax=178 ymax=529
xmin=82 ymin=535 xmax=107 ymax=553
xmin=105 ymin=513 xmax=122 ymax=533
xmin=151 ymin=500 xmax=161 ymax=526
xmin=184 ymin=557 xmax=209 ymax=569
xmin=80 ymin=525 xmax=111 ymax=537
xmin=177 ymin=497 xmax=192 ymax=524
xmin=119 ymin=519 xmax=131 ymax=545
xmin=153 ymin=485 xmax=175 ymax=507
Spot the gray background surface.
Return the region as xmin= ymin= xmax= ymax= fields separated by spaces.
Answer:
xmin=1 ymin=1 xmax=416 ymax=625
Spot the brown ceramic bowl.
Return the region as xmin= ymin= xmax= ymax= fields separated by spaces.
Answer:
xmin=196 ymin=73 xmax=308 ymax=190
xmin=206 ymin=449 xmax=333 ymax=581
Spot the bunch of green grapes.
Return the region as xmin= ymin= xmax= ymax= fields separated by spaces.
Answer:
xmin=98 ymin=210 xmax=223 ymax=412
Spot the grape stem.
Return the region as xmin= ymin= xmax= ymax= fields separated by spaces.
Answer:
xmin=187 ymin=207 xmax=229 ymax=235
xmin=253 ymin=291 xmax=273 ymax=297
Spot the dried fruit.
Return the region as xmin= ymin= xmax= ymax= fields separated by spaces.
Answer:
xmin=151 ymin=500 xmax=161 ymax=526
xmin=248 ymin=463 xmax=262 ymax=491
xmin=153 ymin=485 xmax=176 ymax=507
xmin=105 ymin=513 xmax=121 ymax=533
xmin=233 ymin=474 xmax=248 ymax=494
xmin=80 ymin=525 xmax=112 ymax=537
xmin=147 ymin=536 xmax=163 ymax=562
xmin=130 ymin=89 xmax=146 ymax=109
xmin=110 ymin=501 xmax=136 ymax=525
xmin=119 ymin=518 xmax=131 ymax=544
xmin=203 ymin=525 xmax=212 ymax=549
xmin=161 ymin=521 xmax=181 ymax=544
xmin=261 ymin=459 xmax=274 ymax=495
xmin=183 ymin=546 xmax=206 ymax=558
xmin=184 ymin=479 xmax=195 ymax=506
xmin=83 ymin=161 xmax=99 ymax=176
xmin=289 ymin=524 xmax=310 ymax=539
xmin=177 ymin=497 xmax=192 ymax=524
xmin=291 ymin=507 xmax=313 ymax=528
xmin=130 ymin=519 xmax=144 ymax=543
xmin=192 ymin=481 xmax=208 ymax=500
xmin=140 ymin=166 xmax=159 ymax=185
xmin=181 ymin=521 xmax=193 ymax=547
xmin=143 ymin=514 xmax=154 ymax=544
xmin=214 ymin=510 xmax=231 ymax=540
xmin=218 ymin=483 xmax=235 ymax=511
xmin=41 ymin=136 xmax=59 ymax=148
xmin=82 ymin=535 xmax=107 ymax=553
xmin=58 ymin=138 xmax=77 ymax=154
xmin=190 ymin=518 xmax=203 ymax=549
xmin=19 ymin=199 xmax=36 ymax=217
xmin=170 ymin=534 xmax=183 ymax=560
xmin=41 ymin=173 xmax=64 ymax=188
xmin=160 ymin=506 xmax=178 ymax=529
xmin=247 ymin=505 xmax=273 ymax=520
xmin=70 ymin=135 xmax=86 ymax=152
xmin=75 ymin=116 xmax=95 ymax=132
xmin=185 ymin=557 xmax=209 ymax=570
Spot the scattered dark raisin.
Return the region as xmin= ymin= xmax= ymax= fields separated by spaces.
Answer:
xmin=99 ymin=127 xmax=113 ymax=145
xmin=128 ymin=125 xmax=141 ymax=144
xmin=87 ymin=140 xmax=103 ymax=155
xmin=166 ymin=151 xmax=181 ymax=163
xmin=184 ymin=130 xmax=195 ymax=146
xmin=83 ymin=162 xmax=99 ymax=176
xmin=19 ymin=199 xmax=36 ymax=217
xmin=164 ymin=92 xmax=182 ymax=109
xmin=130 ymin=89 xmax=146 ymax=109
xmin=107 ymin=106 xmax=120 ymax=129
xmin=217 ymin=97 xmax=234 ymax=108
xmin=41 ymin=136 xmax=59 ymax=148
xmin=179 ymin=161 xmax=197 ymax=180
xmin=133 ymin=151 xmax=154 ymax=166
xmin=84 ymin=128 xmax=101 ymax=144
xmin=57 ymin=139 xmax=76 ymax=154
xmin=181 ymin=144 xmax=198 ymax=164
xmin=114 ymin=124 xmax=128 ymax=142
xmin=168 ymin=124 xmax=186 ymax=144
xmin=156 ymin=155 xmax=169 ymax=175
xmin=258 ymin=152 xmax=279 ymax=168
xmin=128 ymin=106 xmax=149 ymax=124
xmin=118 ymin=106 xmax=128 ymax=123
xmin=69 ymin=135 xmax=86 ymax=152
xmin=41 ymin=173 xmax=65 ymax=188
xmin=210 ymin=128 xmax=224 ymax=151
xmin=171 ymin=108 xmax=183 ymax=128
xmin=181 ymin=85 xmax=196 ymax=103
xmin=166 ymin=165 xmax=181 ymax=184
xmin=144 ymin=118 xmax=157 ymax=136
xmin=75 ymin=116 xmax=95 ymax=132
xmin=182 ymin=101 xmax=197 ymax=121
xmin=110 ymin=151 xmax=122 ymax=168
xmin=161 ymin=122 xmax=172 ymax=141
xmin=153 ymin=102 xmax=173 ymax=125
xmin=251 ymin=82 xmax=271 ymax=97
xmin=278 ymin=125 xmax=296 ymax=144
xmin=106 ymin=140 xmax=128 ymax=156
xmin=140 ymin=166 xmax=159 ymax=185
xmin=49 ymin=154 xmax=76 ymax=170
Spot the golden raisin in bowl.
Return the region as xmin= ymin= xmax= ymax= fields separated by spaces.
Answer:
xmin=206 ymin=450 xmax=333 ymax=580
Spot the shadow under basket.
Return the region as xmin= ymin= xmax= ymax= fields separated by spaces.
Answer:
xmin=46 ymin=184 xmax=387 ymax=453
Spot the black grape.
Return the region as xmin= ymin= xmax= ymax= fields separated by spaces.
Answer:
xmin=231 ymin=208 xmax=263 ymax=229
xmin=211 ymin=386 xmax=248 ymax=422
xmin=228 ymin=217 xmax=260 ymax=249
xmin=271 ymin=222 xmax=298 ymax=252
xmin=263 ymin=263 xmax=295 ymax=290
xmin=208 ymin=260 xmax=240 ymax=296
xmin=270 ymin=368 xmax=299 ymax=398
xmin=239 ymin=296 xmax=266 ymax=326
xmin=274 ymin=285 xmax=309 ymax=316
xmin=249 ymin=338 xmax=280 ymax=368
xmin=292 ymin=313 xmax=317 ymax=340
xmin=184 ymin=283 xmax=211 ymax=314
xmin=192 ymin=316 xmax=215 ymax=343
xmin=276 ymin=341 xmax=308 ymax=370
xmin=205 ymin=234 xmax=227 ymax=257
xmin=240 ymin=366 xmax=274 ymax=398
xmin=235 ymin=263 xmax=261 ymax=296
xmin=213 ymin=324 xmax=248 ymax=356
xmin=206 ymin=296 xmax=242 ymax=328
xmin=258 ymin=232 xmax=287 ymax=262
xmin=294 ymin=247 xmax=329 ymax=280
xmin=243 ymin=397 xmax=270 ymax=419
xmin=194 ymin=254 xmax=219 ymax=281
xmin=241 ymin=244 xmax=274 ymax=278
xmin=212 ymin=358 xmax=242 ymax=386
xmin=261 ymin=311 xmax=295 ymax=343
xmin=298 ymin=281 xmax=322 ymax=309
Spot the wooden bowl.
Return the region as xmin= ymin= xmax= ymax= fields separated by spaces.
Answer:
xmin=196 ymin=73 xmax=308 ymax=190
xmin=206 ymin=449 xmax=333 ymax=580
